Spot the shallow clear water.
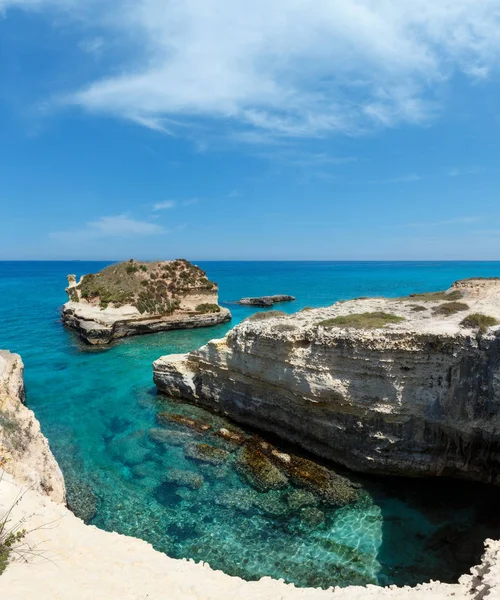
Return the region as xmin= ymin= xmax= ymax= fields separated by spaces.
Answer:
xmin=2 ymin=260 xmax=500 ymax=588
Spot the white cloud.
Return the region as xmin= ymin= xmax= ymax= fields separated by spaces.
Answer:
xmin=79 ymin=37 xmax=104 ymax=56
xmin=4 ymin=0 xmax=500 ymax=138
xmin=50 ymin=214 xmax=166 ymax=240
xmin=153 ymin=200 xmax=176 ymax=211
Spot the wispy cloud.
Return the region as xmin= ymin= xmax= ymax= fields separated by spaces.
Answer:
xmin=407 ymin=216 xmax=482 ymax=228
xmin=5 ymin=0 xmax=500 ymax=140
xmin=447 ymin=167 xmax=483 ymax=177
xmin=182 ymin=198 xmax=199 ymax=206
xmin=50 ymin=215 xmax=166 ymax=241
xmin=153 ymin=200 xmax=176 ymax=211
xmin=370 ymin=174 xmax=423 ymax=184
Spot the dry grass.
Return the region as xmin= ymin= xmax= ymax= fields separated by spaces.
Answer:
xmin=74 ymin=259 xmax=216 ymax=314
xmin=433 ymin=302 xmax=470 ymax=316
xmin=461 ymin=313 xmax=499 ymax=333
xmin=246 ymin=310 xmax=287 ymax=321
xmin=318 ymin=312 xmax=405 ymax=329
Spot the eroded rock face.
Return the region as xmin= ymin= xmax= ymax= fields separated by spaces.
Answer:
xmin=0 ymin=350 xmax=65 ymax=503
xmin=62 ymin=259 xmax=231 ymax=345
xmin=153 ymin=278 xmax=500 ymax=484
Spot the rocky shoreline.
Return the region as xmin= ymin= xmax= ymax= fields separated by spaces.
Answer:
xmin=153 ymin=278 xmax=500 ymax=485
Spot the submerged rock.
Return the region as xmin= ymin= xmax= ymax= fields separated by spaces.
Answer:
xmin=300 ymin=506 xmax=325 ymax=527
xmin=215 ymin=488 xmax=257 ymax=512
xmin=216 ymin=427 xmax=246 ymax=446
xmin=287 ymin=488 xmax=318 ymax=510
xmin=235 ymin=444 xmax=289 ymax=492
xmin=148 ymin=427 xmax=191 ymax=447
xmin=184 ymin=443 xmax=230 ymax=464
xmin=165 ymin=468 xmax=204 ymax=490
xmin=286 ymin=456 xmax=358 ymax=506
xmin=255 ymin=490 xmax=289 ymax=517
xmin=156 ymin=412 xmax=212 ymax=432
xmin=66 ymin=478 xmax=99 ymax=522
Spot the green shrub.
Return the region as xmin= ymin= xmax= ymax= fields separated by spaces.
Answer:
xmin=433 ymin=302 xmax=470 ymax=316
xmin=318 ymin=312 xmax=405 ymax=329
xmin=406 ymin=290 xmax=463 ymax=302
xmin=461 ymin=313 xmax=499 ymax=333
xmin=140 ymin=265 xmax=148 ymax=272
xmin=126 ymin=265 xmax=138 ymax=274
xmin=195 ymin=303 xmax=221 ymax=314
xmin=410 ymin=305 xmax=427 ymax=312
xmin=247 ymin=310 xmax=287 ymax=321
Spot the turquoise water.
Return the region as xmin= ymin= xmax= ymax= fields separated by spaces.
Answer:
xmin=2 ymin=261 xmax=500 ymax=588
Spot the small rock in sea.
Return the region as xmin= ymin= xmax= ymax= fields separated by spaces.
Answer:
xmin=238 ymin=295 xmax=295 ymax=307
xmin=156 ymin=412 xmax=212 ymax=432
xmin=184 ymin=442 xmax=230 ymax=465
xmin=165 ymin=468 xmax=204 ymax=490
xmin=235 ymin=443 xmax=289 ymax=492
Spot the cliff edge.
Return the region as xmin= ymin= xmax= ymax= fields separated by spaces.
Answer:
xmin=0 ymin=350 xmax=65 ymax=503
xmin=154 ymin=278 xmax=500 ymax=484
xmin=62 ymin=259 xmax=231 ymax=345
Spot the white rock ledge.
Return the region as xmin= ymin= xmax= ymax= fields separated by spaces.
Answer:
xmin=62 ymin=302 xmax=232 ymax=345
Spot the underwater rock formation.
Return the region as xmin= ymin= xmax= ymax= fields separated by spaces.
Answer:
xmin=62 ymin=259 xmax=231 ymax=345
xmin=154 ymin=278 xmax=500 ymax=484
xmin=0 ymin=350 xmax=65 ymax=503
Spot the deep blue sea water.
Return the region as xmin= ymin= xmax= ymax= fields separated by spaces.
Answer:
xmin=2 ymin=261 xmax=500 ymax=588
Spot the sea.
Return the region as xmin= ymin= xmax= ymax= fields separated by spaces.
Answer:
xmin=1 ymin=260 xmax=500 ymax=588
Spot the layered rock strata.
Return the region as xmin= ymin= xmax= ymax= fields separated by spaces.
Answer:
xmin=0 ymin=350 xmax=65 ymax=503
xmin=154 ymin=278 xmax=500 ymax=484
xmin=62 ymin=259 xmax=231 ymax=345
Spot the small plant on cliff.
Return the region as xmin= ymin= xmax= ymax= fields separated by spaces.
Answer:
xmin=246 ymin=310 xmax=287 ymax=321
xmin=403 ymin=290 xmax=464 ymax=302
xmin=461 ymin=313 xmax=499 ymax=333
xmin=195 ymin=303 xmax=221 ymax=314
xmin=433 ymin=302 xmax=470 ymax=316
xmin=126 ymin=265 xmax=138 ymax=274
xmin=318 ymin=312 xmax=405 ymax=329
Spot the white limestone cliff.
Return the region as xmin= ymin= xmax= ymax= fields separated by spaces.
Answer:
xmin=153 ymin=278 xmax=500 ymax=484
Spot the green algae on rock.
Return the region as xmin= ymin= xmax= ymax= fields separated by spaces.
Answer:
xmin=62 ymin=259 xmax=231 ymax=345
xmin=236 ymin=444 xmax=289 ymax=492
xmin=156 ymin=412 xmax=212 ymax=432
xmin=184 ymin=442 xmax=230 ymax=465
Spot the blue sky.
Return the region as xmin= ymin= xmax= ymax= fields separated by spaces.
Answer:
xmin=1 ymin=0 xmax=500 ymax=260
